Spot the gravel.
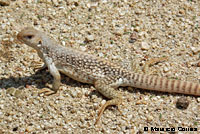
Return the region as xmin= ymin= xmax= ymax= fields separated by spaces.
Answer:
xmin=0 ymin=0 xmax=200 ymax=133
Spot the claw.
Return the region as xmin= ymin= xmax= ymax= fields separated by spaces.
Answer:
xmin=32 ymin=61 xmax=47 ymax=72
xmin=95 ymin=98 xmax=122 ymax=125
xmin=39 ymin=88 xmax=58 ymax=96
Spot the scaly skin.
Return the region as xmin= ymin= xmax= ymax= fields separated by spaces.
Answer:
xmin=17 ymin=27 xmax=200 ymax=124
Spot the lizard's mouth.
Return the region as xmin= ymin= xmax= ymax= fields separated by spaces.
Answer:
xmin=17 ymin=33 xmax=23 ymax=42
xmin=17 ymin=33 xmax=27 ymax=44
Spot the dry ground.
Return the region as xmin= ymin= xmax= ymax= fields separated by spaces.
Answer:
xmin=0 ymin=0 xmax=200 ymax=133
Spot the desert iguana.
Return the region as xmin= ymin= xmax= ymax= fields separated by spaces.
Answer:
xmin=17 ymin=27 xmax=200 ymax=124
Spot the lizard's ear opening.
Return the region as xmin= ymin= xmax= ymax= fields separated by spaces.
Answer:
xmin=38 ymin=40 xmax=42 ymax=44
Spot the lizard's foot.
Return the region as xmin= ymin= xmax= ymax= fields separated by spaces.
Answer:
xmin=32 ymin=61 xmax=47 ymax=72
xmin=95 ymin=98 xmax=122 ymax=125
xmin=39 ymin=88 xmax=58 ymax=96
xmin=143 ymin=56 xmax=168 ymax=74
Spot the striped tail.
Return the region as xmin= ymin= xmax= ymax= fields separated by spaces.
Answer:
xmin=129 ymin=73 xmax=200 ymax=96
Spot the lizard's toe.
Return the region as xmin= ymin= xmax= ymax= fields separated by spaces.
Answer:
xmin=39 ymin=88 xmax=58 ymax=96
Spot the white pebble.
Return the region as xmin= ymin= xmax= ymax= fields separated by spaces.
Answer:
xmin=86 ymin=35 xmax=95 ymax=41
xmin=102 ymin=0 xmax=108 ymax=3
xmin=52 ymin=0 xmax=59 ymax=6
xmin=114 ymin=28 xmax=124 ymax=36
xmin=191 ymin=47 xmax=200 ymax=54
xmin=163 ymin=67 xmax=169 ymax=72
xmin=1 ymin=24 xmax=6 ymax=29
xmin=80 ymin=46 xmax=87 ymax=51
xmin=27 ymin=0 xmax=32 ymax=4
xmin=127 ymin=114 xmax=133 ymax=120
xmin=98 ymin=52 xmax=104 ymax=57
xmin=61 ymin=41 xmax=66 ymax=46
xmin=197 ymin=98 xmax=200 ymax=103
xmin=101 ymin=100 xmax=106 ymax=105
xmin=141 ymin=42 xmax=150 ymax=50
xmin=71 ymin=91 xmax=77 ymax=98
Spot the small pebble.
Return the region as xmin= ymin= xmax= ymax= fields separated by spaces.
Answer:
xmin=146 ymin=115 xmax=153 ymax=122
xmin=129 ymin=39 xmax=135 ymax=43
xmin=6 ymin=87 xmax=16 ymax=95
xmin=71 ymin=90 xmax=78 ymax=98
xmin=86 ymin=35 xmax=95 ymax=41
xmin=191 ymin=47 xmax=200 ymax=54
xmin=80 ymin=46 xmax=87 ymax=51
xmin=114 ymin=28 xmax=124 ymax=36
xmin=197 ymin=98 xmax=200 ymax=103
xmin=14 ymin=90 xmax=23 ymax=98
xmin=176 ymin=97 xmax=189 ymax=110
xmin=52 ymin=0 xmax=59 ymax=6
xmin=196 ymin=62 xmax=200 ymax=67
xmin=141 ymin=42 xmax=150 ymax=50
xmin=25 ymin=126 xmax=34 ymax=132
xmin=0 ymin=0 xmax=9 ymax=6
xmin=129 ymin=32 xmax=138 ymax=43
xmin=163 ymin=66 xmax=169 ymax=72
xmin=101 ymin=100 xmax=106 ymax=106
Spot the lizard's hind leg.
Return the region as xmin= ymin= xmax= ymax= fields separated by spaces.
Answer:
xmin=94 ymin=79 xmax=123 ymax=125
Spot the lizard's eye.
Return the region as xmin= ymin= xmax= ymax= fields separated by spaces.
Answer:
xmin=25 ymin=35 xmax=34 ymax=39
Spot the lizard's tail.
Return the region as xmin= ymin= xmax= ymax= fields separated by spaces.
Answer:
xmin=129 ymin=73 xmax=200 ymax=96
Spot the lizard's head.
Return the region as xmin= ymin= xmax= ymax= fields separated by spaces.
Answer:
xmin=17 ymin=27 xmax=42 ymax=49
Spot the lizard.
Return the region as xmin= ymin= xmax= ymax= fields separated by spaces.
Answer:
xmin=17 ymin=27 xmax=200 ymax=124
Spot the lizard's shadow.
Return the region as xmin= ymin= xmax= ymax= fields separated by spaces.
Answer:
xmin=0 ymin=68 xmax=85 ymax=90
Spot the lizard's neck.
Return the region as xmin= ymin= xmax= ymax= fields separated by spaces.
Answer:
xmin=33 ymin=42 xmax=50 ymax=60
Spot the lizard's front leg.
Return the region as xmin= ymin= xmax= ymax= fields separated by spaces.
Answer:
xmin=39 ymin=61 xmax=61 ymax=96
xmin=94 ymin=80 xmax=122 ymax=125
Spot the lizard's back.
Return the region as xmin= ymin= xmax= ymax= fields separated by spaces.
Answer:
xmin=47 ymin=43 xmax=129 ymax=84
